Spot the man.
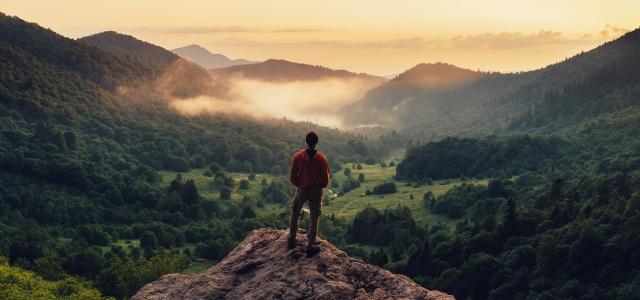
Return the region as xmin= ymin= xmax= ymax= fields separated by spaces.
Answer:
xmin=288 ymin=131 xmax=331 ymax=257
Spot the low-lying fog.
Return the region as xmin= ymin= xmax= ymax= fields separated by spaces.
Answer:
xmin=170 ymin=76 xmax=379 ymax=129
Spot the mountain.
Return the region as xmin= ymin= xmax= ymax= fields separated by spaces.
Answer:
xmin=0 ymin=14 xmax=152 ymax=92
xmin=132 ymin=228 xmax=452 ymax=300
xmin=343 ymin=29 xmax=640 ymax=137
xmin=0 ymin=13 xmax=396 ymax=298
xmin=79 ymin=31 xmax=217 ymax=99
xmin=341 ymin=63 xmax=486 ymax=128
xmin=80 ymin=31 xmax=179 ymax=67
xmin=172 ymin=44 xmax=254 ymax=69
xmin=209 ymin=59 xmax=386 ymax=83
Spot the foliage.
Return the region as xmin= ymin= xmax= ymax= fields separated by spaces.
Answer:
xmin=0 ymin=257 xmax=108 ymax=299
xmin=371 ymin=182 xmax=397 ymax=195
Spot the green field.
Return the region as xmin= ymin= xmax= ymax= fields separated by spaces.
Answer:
xmin=157 ymin=169 xmax=277 ymax=202
xmin=323 ymin=159 xmax=489 ymax=225
xmin=148 ymin=153 xmax=487 ymax=274
xmin=157 ymin=153 xmax=488 ymax=226
xmin=157 ymin=169 xmax=286 ymax=217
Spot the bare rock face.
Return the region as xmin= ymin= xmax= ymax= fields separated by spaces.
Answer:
xmin=132 ymin=228 xmax=454 ymax=300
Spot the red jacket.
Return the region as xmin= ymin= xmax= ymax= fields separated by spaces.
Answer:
xmin=289 ymin=149 xmax=331 ymax=189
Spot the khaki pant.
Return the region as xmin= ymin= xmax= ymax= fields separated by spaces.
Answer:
xmin=289 ymin=188 xmax=323 ymax=244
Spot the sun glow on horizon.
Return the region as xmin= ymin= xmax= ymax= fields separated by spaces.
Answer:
xmin=1 ymin=0 xmax=637 ymax=75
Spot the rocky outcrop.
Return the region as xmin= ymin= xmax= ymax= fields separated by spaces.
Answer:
xmin=132 ymin=228 xmax=454 ymax=300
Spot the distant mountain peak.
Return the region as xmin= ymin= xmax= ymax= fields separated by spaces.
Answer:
xmin=392 ymin=62 xmax=486 ymax=87
xmin=210 ymin=58 xmax=385 ymax=83
xmin=172 ymin=44 xmax=254 ymax=69
xmin=80 ymin=31 xmax=179 ymax=66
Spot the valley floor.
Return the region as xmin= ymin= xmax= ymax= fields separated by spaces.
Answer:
xmin=153 ymin=151 xmax=487 ymax=273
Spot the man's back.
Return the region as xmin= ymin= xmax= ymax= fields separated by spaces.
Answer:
xmin=288 ymin=131 xmax=330 ymax=257
xmin=289 ymin=149 xmax=330 ymax=190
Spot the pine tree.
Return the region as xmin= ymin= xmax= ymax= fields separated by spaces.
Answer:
xmin=502 ymin=198 xmax=518 ymax=238
xmin=180 ymin=179 xmax=200 ymax=204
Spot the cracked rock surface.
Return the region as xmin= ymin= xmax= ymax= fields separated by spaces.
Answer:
xmin=132 ymin=228 xmax=454 ymax=300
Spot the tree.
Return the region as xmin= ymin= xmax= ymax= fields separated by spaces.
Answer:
xmin=270 ymin=165 xmax=282 ymax=175
xmin=406 ymin=239 xmax=430 ymax=276
xmin=158 ymin=231 xmax=175 ymax=248
xmin=220 ymin=186 xmax=232 ymax=200
xmin=209 ymin=162 xmax=222 ymax=173
xmin=63 ymin=131 xmax=77 ymax=150
xmin=180 ymin=179 xmax=200 ymax=204
xmin=423 ymin=191 xmax=435 ymax=209
xmin=169 ymin=174 xmax=183 ymax=193
xmin=372 ymin=182 xmax=397 ymax=195
xmin=140 ymin=231 xmax=158 ymax=249
xmin=502 ymin=198 xmax=518 ymax=238
xmin=331 ymin=179 xmax=339 ymax=188
xmin=240 ymin=206 xmax=256 ymax=219
xmin=239 ymin=179 xmax=250 ymax=190
xmin=369 ymin=247 xmax=388 ymax=267
xmin=462 ymin=253 xmax=501 ymax=299
xmin=358 ymin=173 xmax=365 ymax=183
xmin=69 ymin=247 xmax=105 ymax=279
xmin=344 ymin=167 xmax=351 ymax=177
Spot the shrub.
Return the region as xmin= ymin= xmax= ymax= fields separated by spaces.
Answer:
xmin=372 ymin=182 xmax=397 ymax=195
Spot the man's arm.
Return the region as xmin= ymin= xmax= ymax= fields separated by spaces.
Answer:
xmin=289 ymin=154 xmax=299 ymax=187
xmin=320 ymin=156 xmax=330 ymax=188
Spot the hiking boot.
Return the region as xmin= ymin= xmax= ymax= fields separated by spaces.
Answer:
xmin=287 ymin=235 xmax=297 ymax=249
xmin=306 ymin=242 xmax=321 ymax=257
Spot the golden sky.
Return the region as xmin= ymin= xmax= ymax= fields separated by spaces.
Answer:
xmin=2 ymin=0 xmax=638 ymax=75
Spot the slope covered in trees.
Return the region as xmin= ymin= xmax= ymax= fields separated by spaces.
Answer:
xmin=386 ymin=103 xmax=640 ymax=298
xmin=79 ymin=31 xmax=220 ymax=99
xmin=396 ymin=135 xmax=570 ymax=181
xmin=343 ymin=28 xmax=640 ymax=138
xmin=80 ymin=31 xmax=181 ymax=67
xmin=0 ymin=13 xmax=396 ymax=298
xmin=209 ymin=58 xmax=385 ymax=83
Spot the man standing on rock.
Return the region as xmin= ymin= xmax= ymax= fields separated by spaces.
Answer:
xmin=288 ymin=131 xmax=331 ymax=257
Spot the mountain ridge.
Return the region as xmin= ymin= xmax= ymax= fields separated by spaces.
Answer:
xmin=342 ymin=27 xmax=640 ymax=136
xmin=172 ymin=44 xmax=255 ymax=69
xmin=80 ymin=31 xmax=180 ymax=67
xmin=79 ymin=30 xmax=221 ymax=99
xmin=209 ymin=58 xmax=386 ymax=83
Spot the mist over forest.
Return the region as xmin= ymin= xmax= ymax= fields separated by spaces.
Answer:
xmin=1 ymin=6 xmax=640 ymax=300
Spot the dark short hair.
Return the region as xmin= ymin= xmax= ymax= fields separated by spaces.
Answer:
xmin=306 ymin=131 xmax=319 ymax=146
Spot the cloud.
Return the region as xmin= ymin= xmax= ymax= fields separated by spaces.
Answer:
xmin=599 ymin=24 xmax=630 ymax=39
xmin=169 ymin=77 xmax=379 ymax=129
xmin=450 ymin=30 xmax=581 ymax=49
xmin=126 ymin=26 xmax=327 ymax=34
xmin=206 ymin=25 xmax=629 ymax=50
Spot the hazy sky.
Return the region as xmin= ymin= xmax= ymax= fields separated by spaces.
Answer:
xmin=2 ymin=0 xmax=638 ymax=75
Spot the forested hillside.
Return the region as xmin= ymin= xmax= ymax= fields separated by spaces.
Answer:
xmin=343 ymin=28 xmax=640 ymax=138
xmin=366 ymin=26 xmax=640 ymax=299
xmin=209 ymin=59 xmax=385 ymax=83
xmin=79 ymin=31 xmax=221 ymax=99
xmin=0 ymin=13 xmax=396 ymax=298
xmin=388 ymin=101 xmax=640 ymax=298
xmin=2 ymin=10 xmax=640 ymax=300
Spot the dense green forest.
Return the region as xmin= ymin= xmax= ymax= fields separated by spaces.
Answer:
xmin=343 ymin=29 xmax=640 ymax=140
xmin=0 ymin=13 xmax=396 ymax=298
xmin=2 ymin=11 xmax=640 ymax=300
xmin=380 ymin=107 xmax=640 ymax=298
